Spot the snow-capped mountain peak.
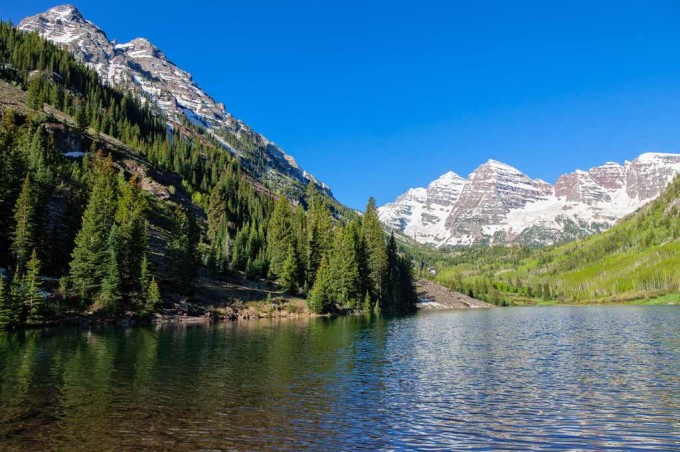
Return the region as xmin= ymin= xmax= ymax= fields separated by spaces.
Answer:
xmin=380 ymin=153 xmax=680 ymax=247
xmin=481 ymin=159 xmax=523 ymax=174
xmin=18 ymin=5 xmax=329 ymax=198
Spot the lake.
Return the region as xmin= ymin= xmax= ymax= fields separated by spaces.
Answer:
xmin=1 ymin=306 xmax=679 ymax=450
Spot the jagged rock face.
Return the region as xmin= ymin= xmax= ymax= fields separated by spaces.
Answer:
xmin=425 ymin=171 xmax=465 ymax=209
xmin=379 ymin=172 xmax=465 ymax=245
xmin=442 ymin=161 xmax=553 ymax=245
xmin=625 ymin=153 xmax=680 ymax=201
xmin=555 ymin=171 xmax=611 ymax=205
xmin=588 ymin=162 xmax=625 ymax=191
xmin=379 ymin=153 xmax=680 ymax=247
xmin=18 ymin=5 xmax=329 ymax=196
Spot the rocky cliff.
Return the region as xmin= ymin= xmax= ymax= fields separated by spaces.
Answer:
xmin=379 ymin=153 xmax=680 ymax=247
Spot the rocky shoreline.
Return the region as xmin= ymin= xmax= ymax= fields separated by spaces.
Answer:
xmin=417 ymin=279 xmax=494 ymax=309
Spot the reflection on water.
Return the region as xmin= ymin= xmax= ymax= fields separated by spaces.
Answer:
xmin=1 ymin=307 xmax=679 ymax=450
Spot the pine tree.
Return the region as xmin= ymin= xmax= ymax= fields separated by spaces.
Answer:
xmin=23 ymin=249 xmax=43 ymax=323
xmin=362 ymin=197 xmax=388 ymax=307
xmin=328 ymin=227 xmax=361 ymax=308
xmin=146 ymin=277 xmax=161 ymax=312
xmin=11 ymin=175 xmax=37 ymax=273
xmin=168 ymin=204 xmax=195 ymax=294
xmin=280 ymin=245 xmax=300 ymax=295
xmin=305 ymin=194 xmax=333 ymax=288
xmin=99 ymin=225 xmax=122 ymax=311
xmin=26 ymin=74 xmax=44 ymax=110
xmin=267 ymin=197 xmax=293 ymax=278
xmin=308 ymin=256 xmax=334 ymax=314
xmin=9 ymin=273 xmax=26 ymax=325
xmin=231 ymin=226 xmax=248 ymax=271
xmin=0 ymin=276 xmax=11 ymax=329
xmin=74 ymin=101 xmax=88 ymax=131
xmin=292 ymin=205 xmax=307 ymax=288
xmin=386 ymin=231 xmax=399 ymax=309
xmin=115 ymin=176 xmax=147 ymax=290
xmin=138 ymin=254 xmax=151 ymax=305
xmin=70 ymin=154 xmax=118 ymax=299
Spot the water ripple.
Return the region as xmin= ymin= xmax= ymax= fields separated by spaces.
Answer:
xmin=0 ymin=306 xmax=679 ymax=449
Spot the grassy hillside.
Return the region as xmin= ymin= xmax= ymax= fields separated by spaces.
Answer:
xmin=419 ymin=175 xmax=680 ymax=305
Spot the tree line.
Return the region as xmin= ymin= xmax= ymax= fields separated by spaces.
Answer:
xmin=0 ymin=23 xmax=417 ymax=328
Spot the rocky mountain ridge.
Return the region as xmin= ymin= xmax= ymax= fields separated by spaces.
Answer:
xmin=18 ymin=4 xmax=329 ymax=197
xmin=379 ymin=153 xmax=680 ymax=247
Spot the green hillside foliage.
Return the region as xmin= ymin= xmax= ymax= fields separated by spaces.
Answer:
xmin=414 ymin=175 xmax=680 ymax=305
xmin=0 ymin=24 xmax=417 ymax=328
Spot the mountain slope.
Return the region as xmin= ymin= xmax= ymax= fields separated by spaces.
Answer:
xmin=427 ymin=173 xmax=680 ymax=304
xmin=0 ymin=21 xmax=416 ymax=329
xmin=18 ymin=4 xmax=329 ymax=198
xmin=380 ymin=153 xmax=680 ymax=247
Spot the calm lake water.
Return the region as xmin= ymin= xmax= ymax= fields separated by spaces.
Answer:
xmin=1 ymin=306 xmax=679 ymax=450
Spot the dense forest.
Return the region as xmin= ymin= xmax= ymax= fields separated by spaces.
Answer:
xmin=0 ymin=23 xmax=417 ymax=329
xmin=414 ymin=174 xmax=680 ymax=305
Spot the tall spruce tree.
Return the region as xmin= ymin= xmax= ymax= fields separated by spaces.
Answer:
xmin=11 ymin=175 xmax=37 ymax=273
xmin=69 ymin=154 xmax=118 ymax=299
xmin=168 ymin=204 xmax=195 ymax=294
xmin=23 ymin=249 xmax=43 ymax=323
xmin=138 ymin=254 xmax=151 ymax=304
xmin=267 ymin=197 xmax=293 ymax=278
xmin=146 ymin=277 xmax=161 ymax=312
xmin=115 ymin=176 xmax=147 ymax=290
xmin=99 ymin=225 xmax=122 ymax=311
xmin=280 ymin=245 xmax=300 ymax=295
xmin=0 ymin=276 xmax=11 ymax=329
xmin=305 ymin=190 xmax=333 ymax=288
xmin=362 ymin=197 xmax=388 ymax=310
xmin=308 ymin=256 xmax=333 ymax=314
xmin=328 ymin=227 xmax=361 ymax=309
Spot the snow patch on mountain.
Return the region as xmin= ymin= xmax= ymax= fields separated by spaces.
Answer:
xmin=18 ymin=4 xmax=329 ymax=197
xmin=380 ymin=153 xmax=680 ymax=247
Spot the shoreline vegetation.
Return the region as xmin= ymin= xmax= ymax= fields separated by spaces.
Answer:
xmin=1 ymin=23 xmax=678 ymax=334
xmin=0 ymin=23 xmax=418 ymax=332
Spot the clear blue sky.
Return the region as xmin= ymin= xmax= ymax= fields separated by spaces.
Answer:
xmin=5 ymin=1 xmax=680 ymax=209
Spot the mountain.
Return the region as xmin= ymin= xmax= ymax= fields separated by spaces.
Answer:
xmin=430 ymin=172 xmax=680 ymax=305
xmin=379 ymin=153 xmax=680 ymax=247
xmin=0 ymin=19 xmax=417 ymax=328
xmin=17 ymin=4 xmax=329 ymax=198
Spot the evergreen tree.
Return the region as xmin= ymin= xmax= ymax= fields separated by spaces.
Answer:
xmin=69 ymin=154 xmax=118 ymax=299
xmin=305 ymin=192 xmax=333 ymax=288
xmin=9 ymin=274 xmax=26 ymax=325
xmin=168 ymin=204 xmax=195 ymax=294
xmin=11 ymin=175 xmax=37 ymax=273
xmin=23 ymin=249 xmax=43 ymax=323
xmin=386 ymin=232 xmax=399 ymax=306
xmin=74 ymin=101 xmax=89 ymax=131
xmin=267 ymin=197 xmax=293 ymax=278
xmin=146 ymin=277 xmax=161 ymax=312
xmin=280 ymin=245 xmax=300 ymax=295
xmin=138 ymin=254 xmax=151 ymax=303
xmin=99 ymin=225 xmax=122 ymax=311
xmin=115 ymin=176 xmax=147 ymax=290
xmin=292 ymin=205 xmax=307 ymax=288
xmin=231 ymin=226 xmax=248 ymax=271
xmin=328 ymin=226 xmax=361 ymax=309
xmin=26 ymin=74 xmax=44 ymax=110
xmin=308 ymin=256 xmax=334 ymax=314
xmin=362 ymin=197 xmax=388 ymax=308
xmin=361 ymin=292 xmax=372 ymax=314
xmin=0 ymin=276 xmax=11 ymax=329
